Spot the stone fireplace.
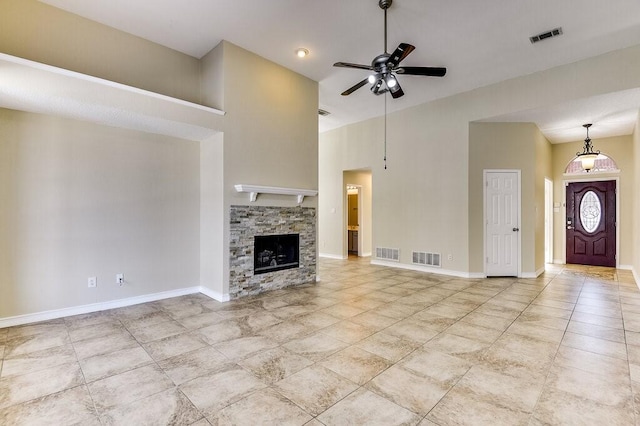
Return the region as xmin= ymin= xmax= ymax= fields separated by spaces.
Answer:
xmin=229 ymin=205 xmax=316 ymax=299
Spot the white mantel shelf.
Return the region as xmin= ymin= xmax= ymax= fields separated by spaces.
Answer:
xmin=234 ymin=184 xmax=318 ymax=204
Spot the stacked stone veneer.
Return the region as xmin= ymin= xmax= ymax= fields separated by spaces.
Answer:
xmin=229 ymin=205 xmax=316 ymax=299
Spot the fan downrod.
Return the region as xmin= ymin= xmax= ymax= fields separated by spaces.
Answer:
xmin=379 ymin=0 xmax=392 ymax=10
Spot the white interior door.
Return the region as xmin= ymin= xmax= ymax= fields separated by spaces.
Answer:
xmin=485 ymin=171 xmax=520 ymax=276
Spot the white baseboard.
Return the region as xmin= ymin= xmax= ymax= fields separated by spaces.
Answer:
xmin=0 ymin=285 xmax=229 ymax=328
xmin=553 ymin=259 xmax=565 ymax=265
xmin=319 ymin=253 xmax=347 ymax=260
xmin=633 ymin=267 xmax=639 ymax=290
xmin=520 ymin=267 xmax=545 ymax=278
xmin=520 ymin=272 xmax=536 ymax=278
xmin=370 ymin=259 xmax=482 ymax=279
xmin=361 ymin=252 xmax=372 ymax=257
xmin=467 ymin=272 xmax=487 ymax=279
xmin=369 ymin=259 xmax=545 ymax=280
xmin=619 ymin=264 xmax=633 ymax=270
xmin=199 ymin=286 xmax=230 ymax=302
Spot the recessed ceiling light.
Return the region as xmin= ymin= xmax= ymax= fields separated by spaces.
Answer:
xmin=296 ymin=48 xmax=309 ymax=58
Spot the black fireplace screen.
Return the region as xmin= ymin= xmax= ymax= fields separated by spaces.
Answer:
xmin=254 ymin=234 xmax=300 ymax=274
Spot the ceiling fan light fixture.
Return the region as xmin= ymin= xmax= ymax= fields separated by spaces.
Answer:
xmin=333 ymin=0 xmax=446 ymax=99
xmin=371 ymin=78 xmax=384 ymax=94
xmin=385 ymin=74 xmax=397 ymax=88
xmin=576 ymin=123 xmax=600 ymax=172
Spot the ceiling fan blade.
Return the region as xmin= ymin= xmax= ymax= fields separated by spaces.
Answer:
xmin=396 ymin=66 xmax=446 ymax=77
xmin=334 ymin=62 xmax=374 ymax=71
xmin=386 ymin=43 xmax=415 ymax=68
xmin=341 ymin=78 xmax=369 ymax=96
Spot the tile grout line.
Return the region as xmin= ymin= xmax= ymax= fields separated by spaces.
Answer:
xmin=618 ymin=273 xmax=639 ymax=426
xmin=526 ymin=271 xmax=586 ymax=424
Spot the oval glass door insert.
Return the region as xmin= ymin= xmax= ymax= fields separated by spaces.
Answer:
xmin=580 ymin=190 xmax=601 ymax=233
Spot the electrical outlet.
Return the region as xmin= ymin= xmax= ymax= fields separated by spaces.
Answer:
xmin=447 ymin=254 xmax=453 ymax=261
xmin=116 ymin=274 xmax=124 ymax=286
xmin=88 ymin=276 xmax=97 ymax=288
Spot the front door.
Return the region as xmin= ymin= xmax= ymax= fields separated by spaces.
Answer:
xmin=566 ymin=180 xmax=616 ymax=267
xmin=485 ymin=171 xmax=520 ymax=276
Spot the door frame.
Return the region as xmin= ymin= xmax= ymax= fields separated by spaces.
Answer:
xmin=545 ymin=178 xmax=553 ymax=264
xmin=483 ymin=169 xmax=522 ymax=278
xmin=344 ymin=184 xmax=363 ymax=257
xmin=562 ymin=176 xmax=619 ymax=267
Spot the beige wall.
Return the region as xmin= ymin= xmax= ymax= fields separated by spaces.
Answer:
xmin=220 ymin=41 xmax=318 ymax=196
xmin=0 ymin=110 xmax=201 ymax=318
xmin=321 ymin=101 xmax=470 ymax=271
xmin=0 ymin=0 xmax=202 ymax=103
xmin=551 ymin=135 xmax=635 ymax=267
xmin=318 ymin=121 xmax=382 ymax=258
xmin=200 ymin=43 xmax=224 ymax=111
xmin=468 ymin=122 xmax=551 ymax=275
xmin=200 ymin=41 xmax=319 ymax=296
xmin=535 ymin=128 xmax=553 ymax=271
xmin=634 ymin=114 xmax=640 ymax=282
xmin=320 ymin=44 xmax=640 ymax=277
xmin=199 ymin=134 xmax=225 ymax=300
xmin=0 ymin=0 xmax=204 ymax=320
xmin=1 ymin=8 xmax=319 ymax=319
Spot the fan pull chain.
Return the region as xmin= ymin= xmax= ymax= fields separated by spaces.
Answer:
xmin=384 ymin=92 xmax=387 ymax=170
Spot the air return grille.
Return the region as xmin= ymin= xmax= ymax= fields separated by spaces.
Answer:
xmin=376 ymin=247 xmax=400 ymax=262
xmin=529 ymin=27 xmax=563 ymax=44
xmin=412 ymin=251 xmax=441 ymax=267
xmin=318 ymin=109 xmax=331 ymax=116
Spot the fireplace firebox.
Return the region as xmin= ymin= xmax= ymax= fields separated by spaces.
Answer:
xmin=254 ymin=234 xmax=300 ymax=275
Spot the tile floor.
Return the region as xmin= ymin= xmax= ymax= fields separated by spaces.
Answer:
xmin=1 ymin=258 xmax=639 ymax=425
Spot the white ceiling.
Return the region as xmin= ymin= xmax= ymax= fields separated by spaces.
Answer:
xmin=39 ymin=0 xmax=640 ymax=141
xmin=480 ymin=88 xmax=640 ymax=143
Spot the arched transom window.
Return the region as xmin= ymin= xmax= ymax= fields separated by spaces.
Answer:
xmin=565 ymin=153 xmax=619 ymax=174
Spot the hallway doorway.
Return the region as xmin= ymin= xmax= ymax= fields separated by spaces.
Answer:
xmin=344 ymin=169 xmax=372 ymax=258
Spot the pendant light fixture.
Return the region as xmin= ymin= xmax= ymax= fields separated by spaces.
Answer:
xmin=576 ymin=123 xmax=600 ymax=172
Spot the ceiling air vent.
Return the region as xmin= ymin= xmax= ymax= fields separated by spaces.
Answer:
xmin=529 ymin=27 xmax=563 ymax=44
xmin=318 ymin=109 xmax=331 ymax=116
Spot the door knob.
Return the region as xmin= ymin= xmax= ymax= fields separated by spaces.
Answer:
xmin=512 ymin=227 xmax=520 ymax=232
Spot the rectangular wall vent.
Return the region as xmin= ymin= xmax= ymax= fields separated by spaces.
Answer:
xmin=412 ymin=251 xmax=441 ymax=267
xmin=376 ymin=247 xmax=400 ymax=262
xmin=529 ymin=27 xmax=563 ymax=44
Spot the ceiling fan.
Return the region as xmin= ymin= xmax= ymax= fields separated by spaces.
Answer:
xmin=334 ymin=0 xmax=446 ymax=99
